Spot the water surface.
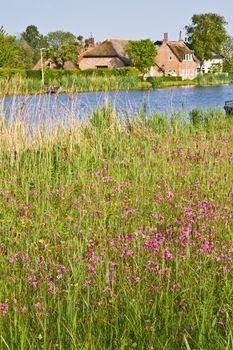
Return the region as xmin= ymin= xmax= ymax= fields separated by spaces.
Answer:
xmin=1 ymin=84 xmax=233 ymax=124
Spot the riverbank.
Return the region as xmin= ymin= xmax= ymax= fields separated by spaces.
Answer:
xmin=0 ymin=107 xmax=232 ymax=349
xmin=0 ymin=73 xmax=232 ymax=97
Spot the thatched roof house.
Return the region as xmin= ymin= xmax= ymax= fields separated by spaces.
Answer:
xmin=78 ymin=39 xmax=131 ymax=70
xmin=63 ymin=61 xmax=78 ymax=69
xmin=33 ymin=58 xmax=60 ymax=70
xmin=33 ymin=59 xmax=78 ymax=70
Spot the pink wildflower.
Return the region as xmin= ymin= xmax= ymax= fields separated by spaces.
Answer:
xmin=0 ymin=303 xmax=9 ymax=316
xmin=35 ymin=302 xmax=44 ymax=311
xmin=21 ymin=306 xmax=27 ymax=313
xmin=162 ymin=248 xmax=173 ymax=260
xmin=124 ymin=249 xmax=133 ymax=256
xmin=166 ymin=191 xmax=174 ymax=199
xmin=219 ymin=307 xmax=225 ymax=314
xmin=87 ymin=264 xmax=97 ymax=276
xmin=199 ymin=242 xmax=212 ymax=255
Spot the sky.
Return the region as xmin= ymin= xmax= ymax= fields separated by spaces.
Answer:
xmin=1 ymin=0 xmax=233 ymax=42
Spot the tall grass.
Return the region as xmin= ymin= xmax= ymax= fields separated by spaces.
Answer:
xmin=196 ymin=73 xmax=233 ymax=86
xmin=0 ymin=76 xmax=44 ymax=96
xmin=0 ymin=104 xmax=232 ymax=349
xmin=0 ymin=75 xmax=141 ymax=96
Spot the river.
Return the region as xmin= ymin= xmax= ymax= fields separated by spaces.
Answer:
xmin=1 ymin=84 xmax=233 ymax=123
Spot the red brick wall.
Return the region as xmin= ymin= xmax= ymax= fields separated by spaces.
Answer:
xmin=152 ymin=41 xmax=197 ymax=79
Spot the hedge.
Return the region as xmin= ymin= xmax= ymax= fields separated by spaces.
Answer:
xmin=26 ymin=70 xmax=42 ymax=79
xmin=161 ymin=76 xmax=182 ymax=81
xmin=147 ymin=76 xmax=184 ymax=88
xmin=0 ymin=66 xmax=140 ymax=82
xmin=0 ymin=68 xmax=26 ymax=79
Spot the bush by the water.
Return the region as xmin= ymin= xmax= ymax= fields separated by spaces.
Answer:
xmin=147 ymin=76 xmax=183 ymax=88
xmin=196 ymin=73 xmax=233 ymax=85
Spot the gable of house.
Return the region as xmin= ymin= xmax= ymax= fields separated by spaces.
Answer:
xmin=151 ymin=34 xmax=197 ymax=79
xmin=167 ymin=41 xmax=197 ymax=62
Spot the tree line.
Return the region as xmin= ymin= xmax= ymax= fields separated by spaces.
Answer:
xmin=0 ymin=25 xmax=94 ymax=69
xmin=0 ymin=13 xmax=233 ymax=72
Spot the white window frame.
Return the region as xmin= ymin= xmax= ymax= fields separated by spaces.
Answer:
xmin=184 ymin=54 xmax=192 ymax=61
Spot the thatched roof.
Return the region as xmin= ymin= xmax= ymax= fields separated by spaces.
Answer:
xmin=78 ymin=40 xmax=131 ymax=65
xmin=33 ymin=59 xmax=59 ymax=70
xmin=77 ymin=45 xmax=97 ymax=62
xmin=168 ymin=41 xmax=197 ymax=62
xmin=154 ymin=39 xmax=197 ymax=62
xmin=63 ymin=61 xmax=78 ymax=69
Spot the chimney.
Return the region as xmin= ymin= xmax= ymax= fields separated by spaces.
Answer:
xmin=88 ymin=32 xmax=95 ymax=48
xmin=179 ymin=31 xmax=183 ymax=41
xmin=163 ymin=33 xmax=168 ymax=42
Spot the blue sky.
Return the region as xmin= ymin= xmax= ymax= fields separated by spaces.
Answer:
xmin=1 ymin=0 xmax=233 ymax=41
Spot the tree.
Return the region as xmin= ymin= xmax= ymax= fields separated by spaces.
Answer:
xmin=17 ymin=39 xmax=34 ymax=68
xmin=185 ymin=13 xmax=228 ymax=68
xmin=48 ymin=42 xmax=79 ymax=67
xmin=21 ymin=25 xmax=42 ymax=51
xmin=46 ymin=31 xmax=76 ymax=50
xmin=45 ymin=31 xmax=90 ymax=67
xmin=0 ymin=27 xmax=22 ymax=67
xmin=222 ymin=35 xmax=233 ymax=73
xmin=124 ymin=39 xmax=157 ymax=74
xmin=222 ymin=35 xmax=233 ymax=61
xmin=21 ymin=25 xmax=46 ymax=64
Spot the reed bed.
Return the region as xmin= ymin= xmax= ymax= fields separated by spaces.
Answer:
xmin=0 ymin=75 xmax=142 ymax=96
xmin=1 ymin=73 xmax=232 ymax=97
xmin=196 ymin=73 xmax=233 ymax=86
xmin=0 ymin=103 xmax=232 ymax=349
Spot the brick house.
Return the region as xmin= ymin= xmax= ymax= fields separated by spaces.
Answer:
xmin=78 ymin=39 xmax=131 ymax=70
xmin=150 ymin=33 xmax=198 ymax=80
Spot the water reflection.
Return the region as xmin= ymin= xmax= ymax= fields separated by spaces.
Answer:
xmin=1 ymin=85 xmax=232 ymax=125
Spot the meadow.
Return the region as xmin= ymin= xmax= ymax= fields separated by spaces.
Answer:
xmin=0 ymin=104 xmax=232 ymax=349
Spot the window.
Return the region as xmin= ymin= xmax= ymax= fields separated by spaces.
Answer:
xmin=96 ymin=65 xmax=108 ymax=69
xmin=169 ymin=55 xmax=173 ymax=61
xmin=184 ymin=54 xmax=192 ymax=61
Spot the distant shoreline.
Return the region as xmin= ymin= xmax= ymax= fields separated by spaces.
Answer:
xmin=1 ymin=81 xmax=233 ymax=97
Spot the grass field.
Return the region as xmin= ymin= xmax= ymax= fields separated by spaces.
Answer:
xmin=0 ymin=105 xmax=232 ymax=349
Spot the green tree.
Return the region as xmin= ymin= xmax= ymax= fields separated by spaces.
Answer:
xmin=222 ymin=35 xmax=233 ymax=72
xmin=21 ymin=25 xmax=47 ymax=64
xmin=0 ymin=27 xmax=22 ymax=67
xmin=21 ymin=25 xmax=42 ymax=51
xmin=46 ymin=31 xmax=76 ymax=50
xmin=48 ymin=43 xmax=79 ymax=68
xmin=124 ymin=39 xmax=157 ymax=74
xmin=17 ymin=39 xmax=34 ymax=68
xmin=46 ymin=31 xmax=90 ymax=67
xmin=185 ymin=13 xmax=228 ymax=68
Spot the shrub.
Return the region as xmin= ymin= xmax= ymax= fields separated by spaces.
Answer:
xmin=0 ymin=68 xmax=26 ymax=79
xmin=161 ymin=76 xmax=182 ymax=81
xmin=79 ymin=68 xmax=115 ymax=77
xmin=26 ymin=70 xmax=41 ymax=80
xmin=223 ymin=60 xmax=233 ymax=73
xmin=147 ymin=77 xmax=163 ymax=88
xmin=115 ymin=67 xmax=139 ymax=76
